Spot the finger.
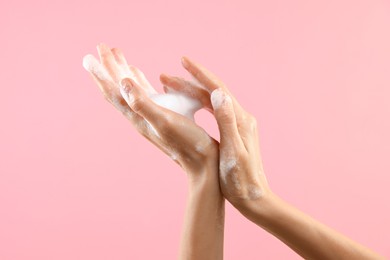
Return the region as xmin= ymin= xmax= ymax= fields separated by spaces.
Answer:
xmin=119 ymin=78 xmax=172 ymax=131
xmin=83 ymin=54 xmax=134 ymax=115
xmin=120 ymin=78 xmax=208 ymax=165
xmin=83 ymin=53 xmax=169 ymax=156
xmin=160 ymin=73 xmax=213 ymax=111
xmin=97 ymin=43 xmax=121 ymax=83
xmin=211 ymin=88 xmax=244 ymax=149
xmin=128 ymin=65 xmax=157 ymax=95
xmin=110 ymin=47 xmax=141 ymax=84
xmin=83 ymin=53 xmax=114 ymax=81
xmin=181 ymin=56 xmax=248 ymax=122
xmin=83 ymin=54 xmax=115 ymax=95
xmin=181 ymin=56 xmax=230 ymax=94
xmin=111 ymin=48 xmax=128 ymax=65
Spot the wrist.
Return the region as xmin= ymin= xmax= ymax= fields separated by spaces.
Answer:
xmin=183 ymin=150 xmax=219 ymax=186
xmin=187 ymin=160 xmax=219 ymax=188
xmin=232 ymin=188 xmax=280 ymax=226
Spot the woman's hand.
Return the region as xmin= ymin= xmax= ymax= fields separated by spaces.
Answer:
xmin=83 ymin=44 xmax=218 ymax=175
xmin=83 ymin=45 xmax=225 ymax=260
xmin=164 ymin=57 xmax=272 ymax=212
xmin=170 ymin=56 xmax=383 ymax=260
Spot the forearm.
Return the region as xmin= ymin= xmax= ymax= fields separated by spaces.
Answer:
xmin=242 ymin=193 xmax=383 ymax=260
xmin=179 ymin=165 xmax=225 ymax=260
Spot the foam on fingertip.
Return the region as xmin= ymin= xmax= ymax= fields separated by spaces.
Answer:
xmin=82 ymin=54 xmax=112 ymax=81
xmin=211 ymin=89 xmax=226 ymax=110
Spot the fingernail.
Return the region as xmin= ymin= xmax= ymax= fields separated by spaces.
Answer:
xmin=119 ymin=79 xmax=136 ymax=105
xmin=120 ymin=78 xmax=133 ymax=92
xmin=181 ymin=56 xmax=189 ymax=68
xmin=120 ymin=84 xmax=135 ymax=106
xmin=97 ymin=42 xmax=108 ymax=52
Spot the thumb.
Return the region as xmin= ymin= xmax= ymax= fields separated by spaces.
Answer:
xmin=210 ymin=89 xmax=242 ymax=147
xmin=120 ymin=78 xmax=168 ymax=128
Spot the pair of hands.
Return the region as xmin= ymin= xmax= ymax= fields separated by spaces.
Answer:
xmin=83 ymin=43 xmax=270 ymax=213
xmin=83 ymin=44 xmax=384 ymax=260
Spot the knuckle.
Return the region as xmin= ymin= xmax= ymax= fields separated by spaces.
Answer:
xmin=130 ymin=96 xmax=144 ymax=113
xmin=157 ymin=115 xmax=174 ymax=133
xmin=242 ymin=113 xmax=257 ymax=130
xmin=164 ymin=114 xmax=175 ymax=125
xmin=220 ymin=159 xmax=237 ymax=175
xmin=248 ymin=115 xmax=257 ymax=127
xmin=235 ymin=150 xmax=247 ymax=163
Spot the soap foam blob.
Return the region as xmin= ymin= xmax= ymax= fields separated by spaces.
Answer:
xmin=149 ymin=89 xmax=202 ymax=121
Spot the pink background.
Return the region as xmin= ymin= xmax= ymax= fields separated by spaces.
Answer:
xmin=1 ymin=0 xmax=389 ymax=259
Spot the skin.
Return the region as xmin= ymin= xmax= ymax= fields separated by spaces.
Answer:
xmin=169 ymin=56 xmax=385 ymax=260
xmin=85 ymin=43 xmax=224 ymax=260
xmin=84 ymin=43 xmax=384 ymax=259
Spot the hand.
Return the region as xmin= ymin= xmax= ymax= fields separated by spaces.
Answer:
xmin=83 ymin=45 xmax=225 ymax=260
xmin=164 ymin=56 xmax=272 ymax=211
xmin=169 ymin=57 xmax=384 ymax=260
xmin=82 ymin=44 xmax=218 ymax=175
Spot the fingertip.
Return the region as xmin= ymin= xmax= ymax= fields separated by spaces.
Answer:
xmin=211 ymin=88 xmax=231 ymax=110
xmin=120 ymin=78 xmax=143 ymax=108
xmin=162 ymin=72 xmax=178 ymax=83
xmin=96 ymin=43 xmax=105 ymax=54
xmin=120 ymin=77 xmax=128 ymax=88
xmin=110 ymin=47 xmax=121 ymax=56
xmin=120 ymin=77 xmax=136 ymax=88
xmin=181 ymin=56 xmax=190 ymax=69
xmin=82 ymin=54 xmax=96 ymax=71
xmin=159 ymin=73 xmax=169 ymax=83
xmin=97 ymin=42 xmax=108 ymax=49
xmin=211 ymin=89 xmax=241 ymax=146
xmin=163 ymin=85 xmax=170 ymax=93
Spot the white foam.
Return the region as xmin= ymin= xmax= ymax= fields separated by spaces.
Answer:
xmin=84 ymin=53 xmax=202 ymax=136
xmin=195 ymin=138 xmax=211 ymax=153
xmin=248 ymin=185 xmax=262 ymax=200
xmin=220 ymin=158 xmax=237 ymax=184
xmin=150 ymin=90 xmax=201 ymax=121
xmin=83 ymin=54 xmax=112 ymax=81
xmin=211 ymin=89 xmax=225 ymax=110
